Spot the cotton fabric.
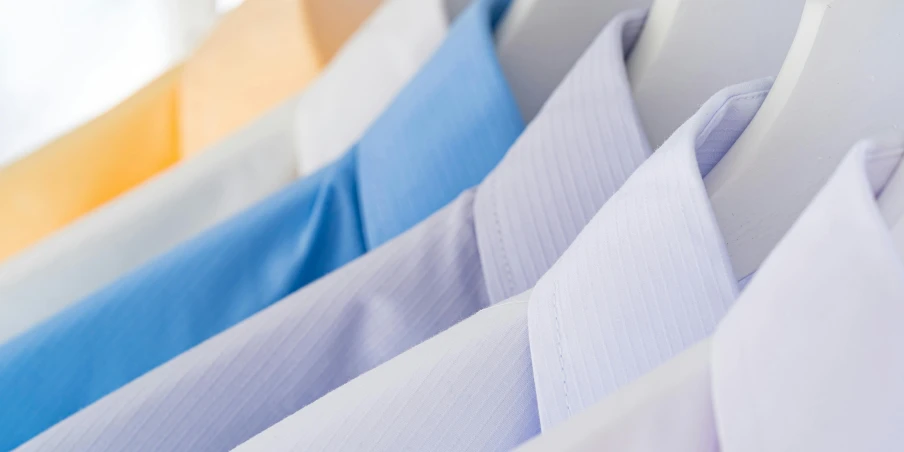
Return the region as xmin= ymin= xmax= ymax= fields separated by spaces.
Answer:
xmin=0 ymin=0 xmax=523 ymax=448
xmin=516 ymin=136 xmax=904 ymax=452
xmin=0 ymin=0 xmax=381 ymax=262
xmin=17 ymin=10 xmax=653 ymax=452
xmin=0 ymin=0 xmax=449 ymax=344
xmin=231 ymin=79 xmax=773 ymax=451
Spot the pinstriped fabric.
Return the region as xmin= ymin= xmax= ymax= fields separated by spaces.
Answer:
xmin=227 ymin=81 xmax=774 ymax=452
xmin=514 ymin=341 xmax=720 ymax=452
xmin=516 ymin=138 xmax=904 ymax=452
xmin=235 ymin=296 xmax=537 ymax=452
xmin=475 ymin=11 xmax=650 ymax=302
xmin=17 ymin=193 xmax=490 ymax=452
xmin=0 ymin=0 xmax=523 ymax=448
xmin=20 ymin=9 xmax=658 ymax=452
xmin=3 ymin=152 xmax=368 ymax=450
xmin=529 ymin=80 xmax=771 ymax=430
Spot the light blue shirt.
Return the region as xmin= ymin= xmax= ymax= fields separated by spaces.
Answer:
xmin=17 ymin=10 xmax=655 ymax=452
xmin=0 ymin=0 xmax=522 ymax=448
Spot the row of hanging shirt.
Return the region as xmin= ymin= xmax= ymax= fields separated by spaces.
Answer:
xmin=0 ymin=0 xmax=902 ymax=450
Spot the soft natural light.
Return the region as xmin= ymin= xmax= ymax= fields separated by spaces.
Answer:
xmin=0 ymin=0 xmax=219 ymax=167
xmin=216 ymin=0 xmax=245 ymax=14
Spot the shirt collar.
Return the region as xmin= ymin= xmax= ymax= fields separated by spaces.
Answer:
xmin=294 ymin=0 xmax=452 ymax=176
xmin=712 ymin=136 xmax=904 ymax=452
xmin=517 ymin=134 xmax=904 ymax=452
xmin=475 ymin=9 xmax=651 ymax=303
xmin=355 ymin=0 xmax=524 ymax=250
xmin=528 ymin=78 xmax=773 ymax=430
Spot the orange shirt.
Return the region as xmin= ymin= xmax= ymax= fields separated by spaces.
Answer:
xmin=0 ymin=0 xmax=382 ymax=262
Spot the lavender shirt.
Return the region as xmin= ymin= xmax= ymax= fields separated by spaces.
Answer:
xmin=19 ymin=10 xmax=652 ymax=452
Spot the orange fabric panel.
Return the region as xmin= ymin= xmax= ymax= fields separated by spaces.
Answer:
xmin=0 ymin=0 xmax=385 ymax=263
xmin=179 ymin=0 xmax=323 ymax=155
xmin=0 ymin=68 xmax=182 ymax=261
xmin=304 ymin=0 xmax=385 ymax=61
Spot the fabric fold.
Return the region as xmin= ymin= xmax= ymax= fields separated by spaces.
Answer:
xmin=0 ymin=0 xmax=383 ymax=263
xmin=1 ymin=0 xmax=523 ymax=448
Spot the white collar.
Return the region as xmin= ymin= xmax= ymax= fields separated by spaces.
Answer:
xmin=475 ymin=8 xmax=650 ymax=303
xmin=712 ymin=135 xmax=904 ymax=451
xmin=518 ymin=136 xmax=904 ymax=452
xmin=527 ymin=78 xmax=773 ymax=430
xmin=294 ymin=0 xmax=450 ymax=175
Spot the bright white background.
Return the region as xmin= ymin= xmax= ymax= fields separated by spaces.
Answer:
xmin=0 ymin=0 xmax=243 ymax=167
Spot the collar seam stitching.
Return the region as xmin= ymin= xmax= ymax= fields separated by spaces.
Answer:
xmin=491 ymin=183 xmax=516 ymax=300
xmin=551 ymin=278 xmax=572 ymax=420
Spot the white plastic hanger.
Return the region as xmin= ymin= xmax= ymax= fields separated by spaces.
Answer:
xmin=627 ymin=0 xmax=806 ymax=148
xmin=704 ymin=0 xmax=904 ymax=279
xmin=494 ymin=0 xmax=651 ymax=122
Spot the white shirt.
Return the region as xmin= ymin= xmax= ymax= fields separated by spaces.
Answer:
xmin=231 ymin=78 xmax=775 ymax=451
xmin=0 ymin=0 xmax=447 ymax=343
xmin=517 ymin=136 xmax=904 ymax=452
